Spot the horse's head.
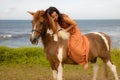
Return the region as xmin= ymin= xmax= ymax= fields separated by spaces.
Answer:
xmin=28 ymin=10 xmax=58 ymax=45
xmin=28 ymin=10 xmax=46 ymax=45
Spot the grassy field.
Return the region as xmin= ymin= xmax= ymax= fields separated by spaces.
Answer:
xmin=0 ymin=46 xmax=120 ymax=80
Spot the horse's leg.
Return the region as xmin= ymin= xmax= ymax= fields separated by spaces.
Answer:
xmin=57 ymin=46 xmax=63 ymax=80
xmin=51 ymin=62 xmax=61 ymax=80
xmin=50 ymin=63 xmax=58 ymax=80
xmin=50 ymin=60 xmax=62 ymax=80
xmin=57 ymin=62 xmax=63 ymax=80
xmin=52 ymin=69 xmax=57 ymax=80
xmin=106 ymin=60 xmax=119 ymax=80
xmin=102 ymin=61 xmax=108 ymax=80
xmin=52 ymin=62 xmax=63 ymax=80
xmin=50 ymin=47 xmax=63 ymax=80
xmin=92 ymin=62 xmax=99 ymax=80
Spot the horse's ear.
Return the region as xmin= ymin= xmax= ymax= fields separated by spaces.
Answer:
xmin=27 ymin=11 xmax=34 ymax=15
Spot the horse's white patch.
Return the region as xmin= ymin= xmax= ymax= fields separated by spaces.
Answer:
xmin=32 ymin=24 xmax=37 ymax=38
xmin=92 ymin=63 xmax=99 ymax=80
xmin=92 ymin=32 xmax=109 ymax=51
xmin=57 ymin=63 xmax=62 ymax=80
xmin=53 ymin=34 xmax=58 ymax=41
xmin=57 ymin=24 xmax=69 ymax=40
xmin=107 ymin=61 xmax=119 ymax=80
xmin=47 ymin=29 xmax=58 ymax=41
xmin=57 ymin=47 xmax=63 ymax=80
xmin=52 ymin=70 xmax=57 ymax=80
xmin=58 ymin=47 xmax=63 ymax=62
xmin=47 ymin=29 xmax=53 ymax=35
xmin=58 ymin=29 xmax=70 ymax=40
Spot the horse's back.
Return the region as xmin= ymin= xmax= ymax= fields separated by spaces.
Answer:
xmin=85 ymin=32 xmax=111 ymax=62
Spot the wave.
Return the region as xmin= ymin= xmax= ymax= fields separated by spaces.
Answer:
xmin=0 ymin=33 xmax=30 ymax=39
xmin=0 ymin=35 xmax=12 ymax=38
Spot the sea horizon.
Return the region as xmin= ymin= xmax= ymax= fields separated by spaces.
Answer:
xmin=0 ymin=19 xmax=120 ymax=48
xmin=0 ymin=19 xmax=120 ymax=20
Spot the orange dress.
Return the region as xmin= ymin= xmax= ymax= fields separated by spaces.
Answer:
xmin=61 ymin=21 xmax=90 ymax=66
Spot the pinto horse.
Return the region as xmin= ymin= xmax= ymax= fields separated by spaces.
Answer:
xmin=28 ymin=10 xmax=119 ymax=80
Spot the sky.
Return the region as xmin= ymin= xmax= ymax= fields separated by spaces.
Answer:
xmin=0 ymin=0 xmax=120 ymax=20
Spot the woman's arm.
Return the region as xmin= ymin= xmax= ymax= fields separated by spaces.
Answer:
xmin=63 ymin=15 xmax=77 ymax=32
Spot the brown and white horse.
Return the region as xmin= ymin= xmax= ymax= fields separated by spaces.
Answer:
xmin=28 ymin=10 xmax=119 ymax=80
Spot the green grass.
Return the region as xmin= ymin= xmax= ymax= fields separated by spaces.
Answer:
xmin=0 ymin=46 xmax=49 ymax=65
xmin=0 ymin=46 xmax=120 ymax=80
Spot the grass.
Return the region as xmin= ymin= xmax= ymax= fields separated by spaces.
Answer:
xmin=0 ymin=46 xmax=49 ymax=65
xmin=0 ymin=46 xmax=120 ymax=80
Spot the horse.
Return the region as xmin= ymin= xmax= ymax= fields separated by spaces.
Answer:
xmin=28 ymin=10 xmax=119 ymax=80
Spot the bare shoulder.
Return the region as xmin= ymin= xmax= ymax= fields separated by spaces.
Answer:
xmin=62 ymin=13 xmax=69 ymax=17
xmin=62 ymin=13 xmax=76 ymax=25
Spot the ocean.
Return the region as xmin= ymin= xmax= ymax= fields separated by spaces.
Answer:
xmin=0 ymin=20 xmax=120 ymax=48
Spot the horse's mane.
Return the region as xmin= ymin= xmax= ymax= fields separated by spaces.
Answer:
xmin=32 ymin=10 xmax=58 ymax=39
xmin=44 ymin=10 xmax=58 ymax=34
xmin=43 ymin=10 xmax=70 ymax=40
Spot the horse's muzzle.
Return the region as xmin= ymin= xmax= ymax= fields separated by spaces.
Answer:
xmin=30 ymin=37 xmax=38 ymax=45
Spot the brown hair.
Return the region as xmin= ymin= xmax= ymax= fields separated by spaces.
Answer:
xmin=46 ymin=6 xmax=63 ymax=25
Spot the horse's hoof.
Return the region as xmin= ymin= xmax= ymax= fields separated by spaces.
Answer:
xmin=84 ymin=63 xmax=88 ymax=70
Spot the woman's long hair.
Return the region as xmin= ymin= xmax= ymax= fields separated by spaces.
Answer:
xmin=45 ymin=6 xmax=63 ymax=26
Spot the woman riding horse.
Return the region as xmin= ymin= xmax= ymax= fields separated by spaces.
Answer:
xmin=28 ymin=8 xmax=119 ymax=80
xmin=46 ymin=6 xmax=90 ymax=69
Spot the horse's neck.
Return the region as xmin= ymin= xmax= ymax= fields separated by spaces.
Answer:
xmin=41 ymin=33 xmax=56 ymax=48
xmin=41 ymin=22 xmax=61 ymax=47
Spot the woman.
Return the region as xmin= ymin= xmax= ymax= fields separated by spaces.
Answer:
xmin=46 ymin=6 xmax=89 ymax=69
